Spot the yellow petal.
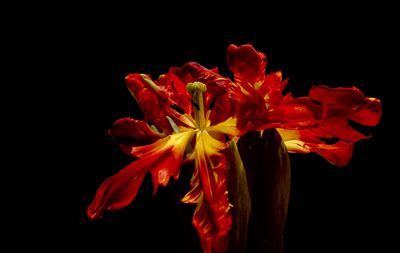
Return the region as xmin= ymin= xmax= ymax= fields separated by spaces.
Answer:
xmin=207 ymin=117 xmax=240 ymax=137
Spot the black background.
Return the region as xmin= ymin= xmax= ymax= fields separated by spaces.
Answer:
xmin=27 ymin=5 xmax=396 ymax=253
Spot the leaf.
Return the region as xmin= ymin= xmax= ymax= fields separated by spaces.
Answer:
xmin=227 ymin=141 xmax=251 ymax=253
xmin=237 ymin=129 xmax=291 ymax=253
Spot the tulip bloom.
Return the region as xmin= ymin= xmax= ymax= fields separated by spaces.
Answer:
xmin=88 ymin=44 xmax=381 ymax=253
xmin=226 ymin=44 xmax=381 ymax=166
xmin=89 ymin=72 xmax=240 ymax=252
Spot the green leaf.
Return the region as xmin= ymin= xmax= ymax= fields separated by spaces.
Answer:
xmin=227 ymin=141 xmax=251 ymax=253
xmin=237 ymin=130 xmax=291 ymax=253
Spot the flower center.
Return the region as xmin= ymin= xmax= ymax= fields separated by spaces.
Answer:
xmin=186 ymin=82 xmax=207 ymax=130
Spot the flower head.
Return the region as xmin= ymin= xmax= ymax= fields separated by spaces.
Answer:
xmin=227 ymin=44 xmax=381 ymax=166
xmin=88 ymin=44 xmax=381 ymax=253
xmin=89 ymin=71 xmax=240 ymax=252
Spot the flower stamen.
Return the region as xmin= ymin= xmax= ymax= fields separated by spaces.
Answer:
xmin=166 ymin=116 xmax=181 ymax=134
xmin=140 ymin=74 xmax=162 ymax=93
xmin=187 ymin=82 xmax=207 ymax=130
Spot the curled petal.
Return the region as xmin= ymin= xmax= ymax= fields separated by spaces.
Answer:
xmin=182 ymin=62 xmax=235 ymax=96
xmin=312 ymin=141 xmax=353 ymax=167
xmin=126 ymin=73 xmax=168 ymax=101
xmin=277 ymin=128 xmax=354 ymax=166
xmin=348 ymin=97 xmax=381 ymax=126
xmin=87 ymin=162 xmax=146 ymax=220
xmin=109 ymin=117 xmax=164 ymax=147
xmin=87 ymin=132 xmax=194 ymax=220
xmin=275 ymin=86 xmax=378 ymax=165
xmin=227 ymin=44 xmax=267 ymax=86
xmin=126 ymin=73 xmax=196 ymax=130
xmin=261 ymin=85 xmax=380 ymax=148
xmin=310 ymin=85 xmax=382 ymax=126
xmin=173 ymin=62 xmax=239 ymax=124
xmin=158 ymin=69 xmax=193 ymax=116
xmin=258 ymin=72 xmax=287 ymax=104
xmin=125 ymin=74 xmax=169 ymax=129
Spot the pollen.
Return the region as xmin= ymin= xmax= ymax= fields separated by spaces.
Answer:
xmin=186 ymin=81 xmax=207 ymax=93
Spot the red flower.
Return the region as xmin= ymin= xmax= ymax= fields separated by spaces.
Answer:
xmin=89 ymin=75 xmax=240 ymax=253
xmin=88 ymin=44 xmax=381 ymax=253
xmin=227 ymin=44 xmax=381 ymax=166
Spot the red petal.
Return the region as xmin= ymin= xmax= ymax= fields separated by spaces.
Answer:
xmin=349 ymin=97 xmax=381 ymax=126
xmin=182 ymin=62 xmax=235 ymax=97
xmin=227 ymin=44 xmax=267 ymax=86
xmin=267 ymin=101 xmax=317 ymax=129
xmin=125 ymin=74 xmax=169 ymax=129
xmin=278 ymin=129 xmax=354 ymax=166
xmin=310 ymin=85 xmax=382 ymax=126
xmin=176 ymin=62 xmax=239 ymax=124
xmin=159 ymin=69 xmax=193 ymax=116
xmin=108 ymin=117 xmax=163 ymax=147
xmin=87 ymin=161 xmax=146 ymax=220
xmin=262 ymin=85 xmax=380 ymax=147
xmin=258 ymin=72 xmax=286 ymax=103
xmin=310 ymin=85 xmax=365 ymax=108
xmin=125 ymin=73 xmax=145 ymax=96
xmin=311 ymin=141 xmax=353 ymax=167
xmin=208 ymin=94 xmax=236 ymax=124
xmin=307 ymin=120 xmax=368 ymax=143
xmin=88 ymin=133 xmax=193 ymax=220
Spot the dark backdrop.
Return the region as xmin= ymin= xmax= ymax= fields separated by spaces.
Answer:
xmin=43 ymin=7 xmax=396 ymax=253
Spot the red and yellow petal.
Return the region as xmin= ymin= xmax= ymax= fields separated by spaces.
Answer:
xmin=277 ymin=128 xmax=354 ymax=166
xmin=207 ymin=117 xmax=241 ymax=137
xmin=182 ymin=131 xmax=232 ymax=253
xmin=275 ymin=84 xmax=382 ymax=166
xmin=173 ymin=62 xmax=239 ymax=124
xmin=87 ymin=131 xmax=194 ymax=220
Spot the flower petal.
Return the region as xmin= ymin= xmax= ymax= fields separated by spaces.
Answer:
xmin=131 ymin=132 xmax=196 ymax=192
xmin=175 ymin=62 xmax=239 ymax=124
xmin=87 ymin=132 xmax=194 ymax=220
xmin=227 ymin=44 xmax=267 ymax=87
xmin=87 ymin=162 xmax=146 ymax=220
xmin=275 ymin=86 xmax=377 ymax=165
xmin=207 ymin=117 xmax=241 ymax=137
xmin=182 ymin=62 xmax=235 ymax=97
xmin=125 ymin=74 xmax=169 ymax=129
xmin=310 ymin=85 xmax=382 ymax=126
xmin=126 ymin=73 xmax=196 ymax=130
xmin=158 ymin=69 xmax=193 ymax=116
xmin=257 ymin=71 xmax=287 ymax=104
xmin=182 ymin=131 xmax=232 ymax=253
xmin=108 ymin=117 xmax=164 ymax=147
xmin=277 ymin=128 xmax=354 ymax=166
xmin=306 ymin=119 xmax=368 ymax=143
xmin=312 ymin=141 xmax=353 ymax=167
xmin=266 ymin=100 xmax=317 ymax=129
